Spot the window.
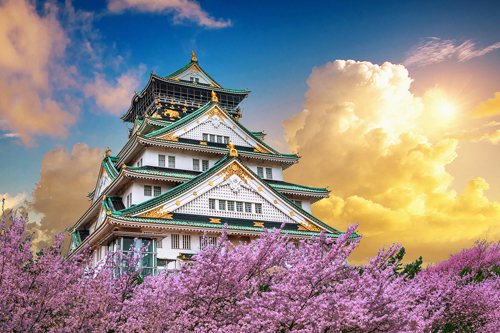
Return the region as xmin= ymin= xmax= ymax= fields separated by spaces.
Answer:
xmin=255 ymin=203 xmax=262 ymax=214
xmin=217 ymin=135 xmax=223 ymax=143
xmin=200 ymin=236 xmax=217 ymax=249
xmin=202 ymin=133 xmax=208 ymax=142
xmin=126 ymin=193 xmax=132 ymax=208
xmin=168 ymin=156 xmax=175 ymax=168
xmin=190 ymin=77 xmax=194 ymax=81
xmin=257 ymin=167 xmax=264 ymax=178
xmin=294 ymin=200 xmax=302 ymax=208
xmin=171 ymin=234 xmax=179 ymax=249
xmin=136 ymin=158 xmax=143 ymax=167
xmin=158 ymin=154 xmax=165 ymax=167
xmin=219 ymin=200 xmax=226 ymax=210
xmin=224 ymin=136 xmax=230 ymax=144
xmin=236 ymin=202 xmax=243 ymax=212
xmin=227 ymin=201 xmax=235 ymax=211
xmin=245 ymin=202 xmax=252 ymax=213
xmin=154 ymin=186 xmax=161 ymax=197
xmin=266 ymin=168 xmax=273 ymax=179
xmin=157 ymin=239 xmax=162 ymax=248
xmin=195 ymin=78 xmax=199 ymax=83
xmin=144 ymin=185 xmax=152 ymax=196
xmin=182 ymin=235 xmax=191 ymax=249
xmin=202 ymin=160 xmax=209 ymax=171
xmin=193 ymin=159 xmax=200 ymax=171
xmin=209 ymin=199 xmax=216 ymax=210
xmin=210 ymin=134 xmax=215 ymax=142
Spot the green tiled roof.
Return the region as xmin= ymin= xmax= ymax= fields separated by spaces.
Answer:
xmin=144 ymin=101 xmax=298 ymax=160
xmin=144 ymin=101 xmax=213 ymax=139
xmin=102 ymin=156 xmax=120 ymax=181
xmin=164 ymin=61 xmax=195 ymax=79
xmin=268 ymin=183 xmax=328 ymax=193
xmin=113 ymin=216 xmax=347 ymax=238
xmin=126 ymin=166 xmax=197 ymax=180
xmin=111 ymin=154 xmax=343 ymax=235
xmin=113 ymin=155 xmax=232 ymax=217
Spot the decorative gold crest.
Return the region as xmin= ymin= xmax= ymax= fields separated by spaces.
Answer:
xmin=227 ymin=142 xmax=238 ymax=157
xmin=210 ymin=218 xmax=221 ymax=224
xmin=253 ymin=145 xmax=272 ymax=154
xmin=163 ymin=109 xmax=180 ymax=118
xmin=211 ymin=90 xmax=218 ymax=102
xmin=158 ymin=132 xmax=178 ymax=141
xmin=191 ymin=50 xmax=197 ymax=62
xmin=253 ymin=222 xmax=264 ymax=227
xmin=206 ymin=106 xmax=227 ymax=120
xmin=138 ymin=207 xmax=172 ymax=219
xmin=216 ymin=162 xmax=253 ymax=183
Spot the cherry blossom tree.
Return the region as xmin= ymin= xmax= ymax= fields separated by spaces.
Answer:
xmin=1 ymin=214 xmax=499 ymax=332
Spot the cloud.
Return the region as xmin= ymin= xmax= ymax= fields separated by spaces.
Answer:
xmin=0 ymin=0 xmax=79 ymax=145
xmin=484 ymin=121 xmax=500 ymax=127
xmin=404 ymin=37 xmax=500 ymax=67
xmin=283 ymin=59 xmax=500 ymax=265
xmin=446 ymin=130 xmax=500 ymax=145
xmin=84 ymin=65 xmax=145 ymax=116
xmin=107 ymin=0 xmax=231 ymax=28
xmin=471 ymin=92 xmax=500 ymax=118
xmin=25 ymin=143 xmax=103 ymax=251
xmin=0 ymin=192 xmax=26 ymax=210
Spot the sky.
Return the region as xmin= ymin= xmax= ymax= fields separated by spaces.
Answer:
xmin=1 ymin=0 xmax=500 ymax=264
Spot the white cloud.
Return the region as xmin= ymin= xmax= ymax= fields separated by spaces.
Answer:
xmin=107 ymin=0 xmax=231 ymax=28
xmin=404 ymin=37 xmax=500 ymax=67
xmin=84 ymin=65 xmax=145 ymax=116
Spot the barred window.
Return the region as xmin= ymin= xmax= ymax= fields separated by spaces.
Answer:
xmin=193 ymin=159 xmax=200 ymax=171
xmin=168 ymin=156 xmax=175 ymax=168
xmin=266 ymin=168 xmax=273 ymax=179
xmin=136 ymin=158 xmax=143 ymax=167
xmin=202 ymin=133 xmax=208 ymax=141
xmin=154 ymin=186 xmax=161 ymax=197
xmin=202 ymin=160 xmax=209 ymax=171
xmin=171 ymin=234 xmax=179 ymax=249
xmin=182 ymin=235 xmax=191 ymax=249
xmin=219 ymin=200 xmax=226 ymax=210
xmin=224 ymin=136 xmax=230 ymax=144
xmin=209 ymin=199 xmax=216 ymax=210
xmin=210 ymin=134 xmax=215 ymax=142
xmin=157 ymin=239 xmax=162 ymax=248
xmin=158 ymin=154 xmax=165 ymax=167
xmin=217 ymin=135 xmax=223 ymax=143
xmin=245 ymin=202 xmax=252 ymax=213
xmin=144 ymin=185 xmax=152 ymax=196
xmin=227 ymin=201 xmax=235 ymax=211
xmin=200 ymin=236 xmax=217 ymax=249
xmin=236 ymin=202 xmax=243 ymax=212
xmin=255 ymin=203 xmax=262 ymax=214
xmin=257 ymin=167 xmax=264 ymax=178
xmin=294 ymin=200 xmax=302 ymax=208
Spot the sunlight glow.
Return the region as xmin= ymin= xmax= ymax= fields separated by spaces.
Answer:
xmin=440 ymin=104 xmax=453 ymax=117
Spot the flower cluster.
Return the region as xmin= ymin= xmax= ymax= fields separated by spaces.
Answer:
xmin=0 ymin=215 xmax=499 ymax=332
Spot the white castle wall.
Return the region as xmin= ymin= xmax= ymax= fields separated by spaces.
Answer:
xmin=179 ymin=118 xmax=252 ymax=147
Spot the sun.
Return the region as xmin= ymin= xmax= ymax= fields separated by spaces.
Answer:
xmin=440 ymin=104 xmax=453 ymax=117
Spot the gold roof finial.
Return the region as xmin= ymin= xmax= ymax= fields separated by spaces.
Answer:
xmin=103 ymin=147 xmax=111 ymax=158
xmin=191 ymin=50 xmax=197 ymax=62
xmin=227 ymin=141 xmax=238 ymax=157
xmin=211 ymin=90 xmax=218 ymax=102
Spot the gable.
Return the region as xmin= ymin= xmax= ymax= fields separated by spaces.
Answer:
xmin=175 ymin=64 xmax=219 ymax=87
xmin=131 ymin=160 xmax=324 ymax=232
xmin=156 ymin=104 xmax=273 ymax=153
xmin=93 ymin=168 xmax=112 ymax=203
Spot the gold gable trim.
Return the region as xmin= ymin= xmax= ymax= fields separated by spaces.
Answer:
xmin=216 ymin=163 xmax=254 ymax=184
xmin=158 ymin=132 xmax=179 ymax=141
xmin=137 ymin=207 xmax=172 ymax=219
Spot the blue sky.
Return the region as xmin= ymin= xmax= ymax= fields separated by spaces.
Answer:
xmin=1 ymin=0 xmax=500 ymax=261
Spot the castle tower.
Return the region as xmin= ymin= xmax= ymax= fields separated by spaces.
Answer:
xmin=67 ymin=52 xmax=352 ymax=274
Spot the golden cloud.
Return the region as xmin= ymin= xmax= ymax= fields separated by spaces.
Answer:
xmin=471 ymin=92 xmax=500 ymax=118
xmin=0 ymin=192 xmax=26 ymax=210
xmin=283 ymin=60 xmax=500 ymax=264
xmin=25 ymin=143 xmax=103 ymax=251
xmin=0 ymin=0 xmax=78 ymax=145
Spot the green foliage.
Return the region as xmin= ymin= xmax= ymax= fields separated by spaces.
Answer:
xmin=388 ymin=247 xmax=423 ymax=280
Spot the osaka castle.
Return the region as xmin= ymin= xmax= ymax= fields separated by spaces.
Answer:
xmin=67 ymin=51 xmax=350 ymax=273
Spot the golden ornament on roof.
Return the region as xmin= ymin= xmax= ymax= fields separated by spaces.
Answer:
xmin=191 ymin=50 xmax=197 ymax=62
xmin=211 ymin=90 xmax=218 ymax=102
xmin=227 ymin=141 xmax=238 ymax=157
